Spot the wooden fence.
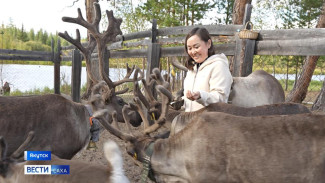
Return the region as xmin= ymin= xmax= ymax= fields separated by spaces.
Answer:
xmin=2 ymin=4 xmax=325 ymax=103
xmin=63 ymin=4 xmax=325 ymax=80
xmin=0 ymin=39 xmax=62 ymax=95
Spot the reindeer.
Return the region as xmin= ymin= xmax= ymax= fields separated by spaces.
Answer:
xmin=0 ymin=131 xmax=130 ymax=183
xmin=0 ymin=3 xmax=143 ymax=160
xmin=132 ymin=68 xmax=309 ymax=136
xmin=58 ymin=2 xmax=143 ymax=124
xmin=94 ymin=78 xmax=325 ymax=183
xmin=0 ymin=78 xmax=140 ymax=160
xmin=171 ymin=59 xmax=285 ymax=107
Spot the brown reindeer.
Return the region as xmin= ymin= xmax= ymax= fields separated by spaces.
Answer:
xmin=0 ymin=78 xmax=140 ymax=160
xmin=0 ymin=3 xmax=141 ymax=160
xmin=93 ymin=68 xmax=321 ymax=182
xmin=0 ymin=131 xmax=130 ymax=183
xmin=94 ymin=84 xmax=325 ymax=183
xmin=134 ymin=68 xmax=310 ymax=136
xmin=1 ymin=3 xmax=142 ymax=158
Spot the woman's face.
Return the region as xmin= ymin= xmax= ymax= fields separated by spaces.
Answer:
xmin=186 ymin=35 xmax=211 ymax=64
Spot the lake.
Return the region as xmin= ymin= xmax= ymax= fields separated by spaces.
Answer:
xmin=0 ymin=64 xmax=128 ymax=92
xmin=1 ymin=64 xmax=324 ymax=92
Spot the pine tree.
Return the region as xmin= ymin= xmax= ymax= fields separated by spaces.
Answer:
xmin=17 ymin=24 xmax=29 ymax=42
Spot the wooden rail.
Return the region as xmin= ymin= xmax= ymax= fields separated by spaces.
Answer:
xmin=61 ymin=4 xmax=324 ymax=77
xmin=0 ymin=49 xmax=52 ymax=61
xmin=0 ymin=38 xmax=62 ymax=95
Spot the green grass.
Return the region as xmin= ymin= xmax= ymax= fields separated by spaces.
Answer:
xmin=10 ymin=80 xmax=87 ymax=96
xmin=279 ymin=79 xmax=323 ymax=91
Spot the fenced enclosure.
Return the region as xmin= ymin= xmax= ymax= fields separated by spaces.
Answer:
xmin=1 ymin=4 xmax=325 ymax=107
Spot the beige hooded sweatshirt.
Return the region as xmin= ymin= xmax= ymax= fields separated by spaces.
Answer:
xmin=183 ymin=53 xmax=233 ymax=112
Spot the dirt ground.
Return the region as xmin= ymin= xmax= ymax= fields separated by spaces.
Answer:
xmin=72 ymin=124 xmax=155 ymax=183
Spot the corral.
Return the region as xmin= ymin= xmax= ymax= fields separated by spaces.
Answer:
xmin=1 ymin=1 xmax=325 ymax=183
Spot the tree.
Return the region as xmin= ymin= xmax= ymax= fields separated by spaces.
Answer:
xmin=28 ymin=28 xmax=35 ymax=41
xmin=135 ymin=0 xmax=216 ymax=27
xmin=102 ymin=0 xmax=149 ymax=33
xmin=286 ymin=0 xmax=325 ymax=103
xmin=312 ymin=79 xmax=325 ymax=111
xmin=41 ymin=31 xmax=48 ymax=45
xmin=215 ymin=0 xmax=234 ymax=24
xmin=311 ymin=1 xmax=325 ymax=110
xmin=35 ymin=29 xmax=43 ymax=43
xmin=232 ymin=0 xmax=252 ymax=24
xmin=17 ymin=24 xmax=29 ymax=42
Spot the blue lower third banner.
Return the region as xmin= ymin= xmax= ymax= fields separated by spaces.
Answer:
xmin=51 ymin=165 xmax=70 ymax=175
xmin=24 ymin=151 xmax=51 ymax=161
xmin=24 ymin=165 xmax=70 ymax=175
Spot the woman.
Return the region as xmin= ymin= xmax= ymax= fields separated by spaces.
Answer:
xmin=183 ymin=27 xmax=233 ymax=112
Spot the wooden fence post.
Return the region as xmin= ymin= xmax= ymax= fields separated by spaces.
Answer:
xmin=146 ymin=19 xmax=161 ymax=80
xmin=53 ymin=38 xmax=61 ymax=94
xmin=233 ymin=4 xmax=255 ymax=77
xmin=71 ymin=49 xmax=82 ymax=102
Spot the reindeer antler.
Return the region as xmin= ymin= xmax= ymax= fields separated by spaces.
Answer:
xmin=62 ymin=7 xmax=100 ymax=34
xmin=10 ymin=131 xmax=35 ymax=159
xmin=133 ymin=68 xmax=160 ymax=114
xmin=129 ymin=69 xmax=174 ymax=134
xmin=59 ymin=30 xmax=98 ymax=84
xmin=0 ymin=131 xmax=35 ymax=161
xmin=171 ymin=58 xmax=188 ymax=72
xmin=93 ymin=109 xmax=135 ymax=142
xmin=93 ymin=68 xmax=174 ymax=140
xmin=61 ymin=2 xmax=123 ymax=93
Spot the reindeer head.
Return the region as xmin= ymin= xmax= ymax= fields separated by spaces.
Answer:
xmin=93 ymin=68 xmax=174 ymax=163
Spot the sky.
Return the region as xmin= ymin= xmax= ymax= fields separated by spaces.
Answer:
xmin=0 ymin=0 xmax=111 ymax=37
xmin=0 ymin=0 xmax=271 ymax=38
xmin=0 ymin=0 xmax=224 ymax=38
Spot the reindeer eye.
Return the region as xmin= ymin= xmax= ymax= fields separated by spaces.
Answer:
xmin=118 ymin=98 xmax=125 ymax=105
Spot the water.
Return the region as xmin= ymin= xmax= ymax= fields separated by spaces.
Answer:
xmin=1 ymin=64 xmax=324 ymax=92
xmin=0 ymin=64 xmax=128 ymax=92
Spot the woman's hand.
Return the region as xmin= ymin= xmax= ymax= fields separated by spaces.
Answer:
xmin=186 ymin=90 xmax=201 ymax=101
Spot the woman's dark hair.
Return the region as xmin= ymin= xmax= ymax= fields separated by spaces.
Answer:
xmin=184 ymin=27 xmax=215 ymax=70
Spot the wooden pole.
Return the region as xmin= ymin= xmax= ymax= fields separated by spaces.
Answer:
xmin=240 ymin=4 xmax=255 ymax=77
xmin=146 ymin=19 xmax=161 ymax=81
xmin=54 ymin=38 xmax=61 ymax=94
xmin=232 ymin=4 xmax=254 ymax=77
xmin=71 ymin=49 xmax=82 ymax=102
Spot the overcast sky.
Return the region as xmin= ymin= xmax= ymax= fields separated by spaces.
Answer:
xmin=0 ymin=0 xmax=112 ymax=37
xmin=0 ymin=0 xmax=268 ymax=38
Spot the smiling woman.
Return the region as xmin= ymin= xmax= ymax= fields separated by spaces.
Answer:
xmin=183 ymin=27 xmax=233 ymax=112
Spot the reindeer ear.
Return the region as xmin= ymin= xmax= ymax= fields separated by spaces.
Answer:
xmin=91 ymin=94 xmax=105 ymax=111
xmin=101 ymin=88 xmax=114 ymax=104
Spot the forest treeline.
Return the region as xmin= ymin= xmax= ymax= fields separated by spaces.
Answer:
xmin=0 ymin=23 xmax=70 ymax=52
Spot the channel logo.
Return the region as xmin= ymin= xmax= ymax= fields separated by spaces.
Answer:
xmin=24 ymin=151 xmax=51 ymax=161
xmin=24 ymin=165 xmax=51 ymax=175
xmin=24 ymin=165 xmax=70 ymax=175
